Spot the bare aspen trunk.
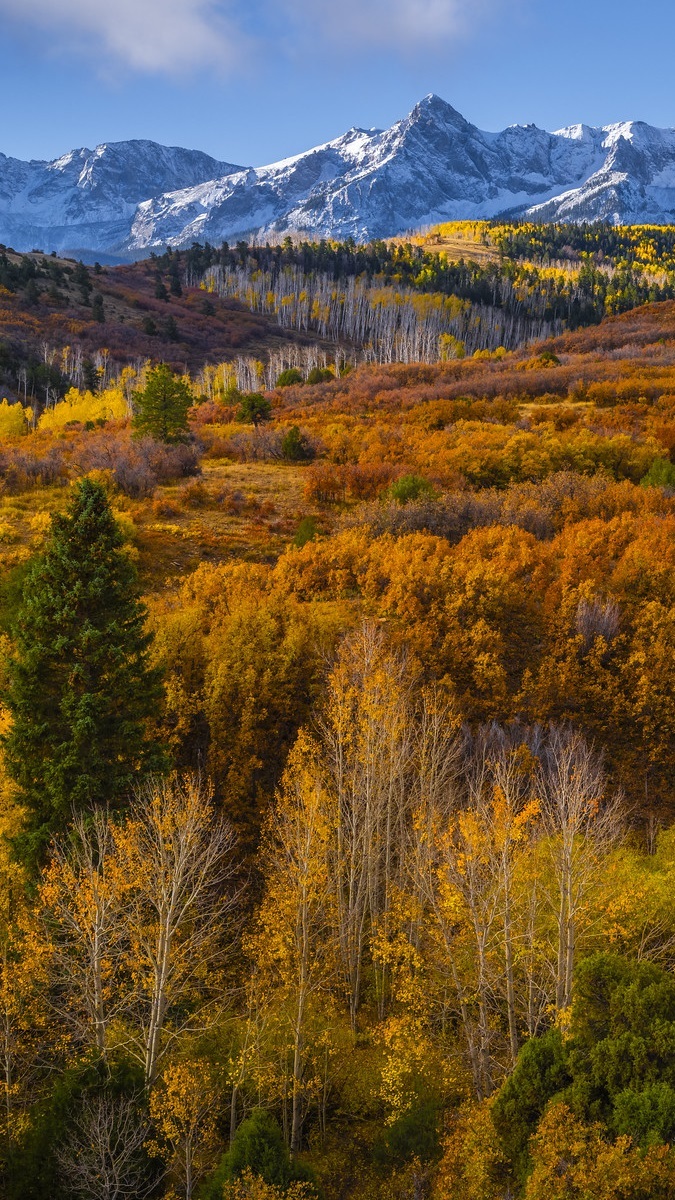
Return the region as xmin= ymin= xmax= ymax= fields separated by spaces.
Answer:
xmin=229 ymin=1085 xmax=238 ymax=1143
xmin=539 ymin=727 xmax=621 ymax=1017
xmin=92 ymin=919 xmax=107 ymax=1059
xmin=556 ymin=865 xmax=569 ymax=1012
xmin=291 ymin=880 xmax=310 ymax=1154
xmin=185 ymin=1139 xmax=193 ymax=1200
xmin=144 ymin=919 xmax=172 ymax=1088
xmin=503 ymin=881 xmax=519 ymax=1067
xmin=290 ymin=991 xmax=305 ymax=1153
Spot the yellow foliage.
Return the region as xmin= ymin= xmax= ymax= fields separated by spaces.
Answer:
xmin=149 ymin=1058 xmax=221 ymax=1195
xmin=525 ymin=1102 xmax=675 ymax=1199
xmin=433 ymin=1100 xmax=506 ymax=1200
xmin=0 ymin=398 xmax=30 ymax=439
xmin=223 ymin=1170 xmax=314 ymax=1200
xmin=38 ymin=385 xmax=127 ymax=431
xmin=378 ymin=1012 xmax=449 ymax=1121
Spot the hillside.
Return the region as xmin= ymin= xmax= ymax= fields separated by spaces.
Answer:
xmin=6 ymin=222 xmax=675 ymax=416
xmin=0 ymin=247 xmax=334 ymax=405
xmin=3 ymin=257 xmax=675 ymax=1199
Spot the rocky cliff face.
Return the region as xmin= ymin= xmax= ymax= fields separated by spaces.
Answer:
xmin=3 ymin=98 xmax=675 ymax=260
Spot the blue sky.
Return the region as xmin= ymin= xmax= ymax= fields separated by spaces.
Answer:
xmin=1 ymin=0 xmax=674 ymax=165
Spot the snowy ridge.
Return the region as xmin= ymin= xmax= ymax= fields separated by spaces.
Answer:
xmin=2 ymin=99 xmax=675 ymax=260
xmin=0 ymin=140 xmax=242 ymax=260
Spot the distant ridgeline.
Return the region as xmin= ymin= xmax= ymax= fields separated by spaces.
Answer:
xmin=160 ymin=222 xmax=675 ymax=364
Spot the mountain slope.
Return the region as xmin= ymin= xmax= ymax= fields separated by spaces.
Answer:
xmin=0 ymin=140 xmax=242 ymax=260
xmin=128 ymin=97 xmax=609 ymax=250
xmin=528 ymin=121 xmax=675 ymax=223
xmin=3 ymin=99 xmax=675 ymax=260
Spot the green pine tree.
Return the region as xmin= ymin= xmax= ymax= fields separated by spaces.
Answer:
xmin=82 ymin=358 xmax=99 ymax=393
xmin=132 ymin=363 xmax=192 ymax=443
xmin=236 ymin=392 xmax=272 ymax=427
xmin=163 ymin=315 xmax=180 ymax=343
xmin=3 ymin=478 xmax=167 ymax=865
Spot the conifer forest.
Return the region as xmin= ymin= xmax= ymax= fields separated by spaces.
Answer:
xmin=2 ymin=222 xmax=675 ymax=1200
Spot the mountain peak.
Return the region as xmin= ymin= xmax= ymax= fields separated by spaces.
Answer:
xmin=409 ymin=93 xmax=470 ymax=126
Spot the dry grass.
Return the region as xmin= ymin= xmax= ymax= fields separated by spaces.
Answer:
xmin=418 ymin=233 xmax=499 ymax=264
xmin=131 ymin=459 xmax=327 ymax=592
xmin=0 ymin=455 xmax=331 ymax=595
xmin=391 ymin=221 xmax=500 ymax=264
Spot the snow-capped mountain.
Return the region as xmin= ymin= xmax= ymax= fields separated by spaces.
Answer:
xmin=528 ymin=120 xmax=675 ymax=223
xmin=0 ymin=140 xmax=242 ymax=260
xmin=127 ymin=97 xmax=607 ymax=251
xmin=3 ymin=97 xmax=675 ymax=260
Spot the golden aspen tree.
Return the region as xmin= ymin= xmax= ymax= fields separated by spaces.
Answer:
xmin=40 ymin=808 xmax=121 ymax=1059
xmin=464 ymin=730 xmax=541 ymax=1067
xmin=249 ymin=733 xmax=336 ymax=1151
xmin=413 ymin=725 xmax=540 ymax=1094
xmin=149 ymin=1058 xmax=221 ymax=1200
xmin=111 ymin=775 xmax=240 ymax=1088
xmin=0 ymin=904 xmax=49 ymax=1154
xmin=0 ymin=733 xmax=49 ymax=1151
xmin=525 ymin=1102 xmax=675 ymax=1200
xmin=433 ymin=1100 xmax=506 ymax=1200
xmin=318 ymin=623 xmax=415 ymax=1026
xmin=537 ymin=728 xmax=622 ymax=1012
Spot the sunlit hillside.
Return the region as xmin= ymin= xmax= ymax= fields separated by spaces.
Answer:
xmin=3 ymin=229 xmax=675 ymax=1200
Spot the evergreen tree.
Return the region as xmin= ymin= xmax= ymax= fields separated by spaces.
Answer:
xmin=281 ymin=425 xmax=312 ymax=461
xmin=73 ymin=260 xmax=92 ymax=305
xmin=236 ymin=392 xmax=272 ymax=427
xmin=82 ymin=358 xmax=99 ymax=393
xmin=168 ymin=265 xmax=182 ymax=297
xmin=163 ymin=315 xmax=180 ymax=343
xmin=132 ymin=364 xmax=192 ymax=443
xmin=3 ymin=479 xmax=167 ymax=865
xmin=23 ymin=278 xmax=39 ymax=307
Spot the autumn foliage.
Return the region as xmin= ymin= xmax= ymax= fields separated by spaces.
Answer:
xmin=3 ymin=249 xmax=675 ymax=1199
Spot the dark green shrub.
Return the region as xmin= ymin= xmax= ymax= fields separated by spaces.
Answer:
xmin=566 ymin=954 xmax=675 ymax=1121
xmin=281 ymin=426 xmax=313 ymax=462
xmin=7 ymin=1057 xmax=147 ymax=1200
xmin=236 ymin=393 xmax=272 ymax=427
xmin=386 ymin=474 xmax=437 ymax=505
xmin=276 ymin=368 xmax=303 ymax=388
xmin=612 ymin=1083 xmax=675 ymax=1148
xmin=373 ymin=1098 xmax=442 ymax=1167
xmin=203 ymin=1109 xmax=315 ymax=1197
xmin=224 ymin=1109 xmax=291 ymax=1185
xmin=491 ymin=1029 xmax=570 ymax=1184
xmin=306 ymin=367 xmax=333 ymax=385
xmin=294 ymin=516 xmax=317 ymax=547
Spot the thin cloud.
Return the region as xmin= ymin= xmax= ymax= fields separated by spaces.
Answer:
xmin=0 ymin=0 xmax=493 ymax=76
xmin=278 ymin=0 xmax=488 ymax=52
xmin=0 ymin=0 xmax=243 ymax=72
